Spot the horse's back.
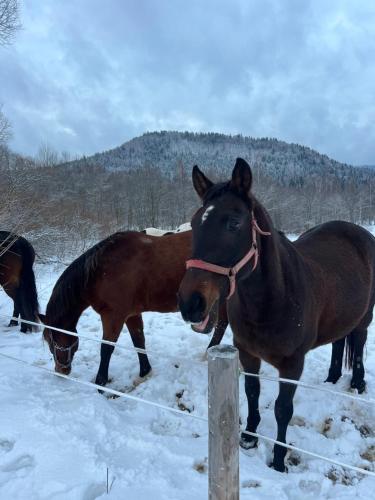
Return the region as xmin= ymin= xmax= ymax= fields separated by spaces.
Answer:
xmin=88 ymin=230 xmax=192 ymax=313
xmin=0 ymin=231 xmax=35 ymax=261
xmin=295 ymin=221 xmax=375 ymax=264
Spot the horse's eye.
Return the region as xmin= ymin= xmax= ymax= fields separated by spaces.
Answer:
xmin=227 ymin=218 xmax=241 ymax=231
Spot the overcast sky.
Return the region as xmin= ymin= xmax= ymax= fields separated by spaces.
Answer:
xmin=1 ymin=0 xmax=375 ymax=165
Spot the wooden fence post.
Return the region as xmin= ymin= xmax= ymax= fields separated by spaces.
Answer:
xmin=208 ymin=344 xmax=239 ymax=500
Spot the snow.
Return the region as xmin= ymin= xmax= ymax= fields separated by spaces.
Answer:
xmin=143 ymin=223 xmax=191 ymax=236
xmin=0 ymin=260 xmax=375 ymax=499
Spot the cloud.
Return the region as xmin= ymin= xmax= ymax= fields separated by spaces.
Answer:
xmin=0 ymin=0 xmax=374 ymax=164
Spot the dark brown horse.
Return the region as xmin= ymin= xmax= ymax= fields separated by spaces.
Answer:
xmin=178 ymin=158 xmax=375 ymax=472
xmin=0 ymin=231 xmax=39 ymax=332
xmin=43 ymin=230 xmax=228 ymax=385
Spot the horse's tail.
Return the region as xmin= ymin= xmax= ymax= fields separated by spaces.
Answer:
xmin=17 ymin=239 xmax=40 ymax=326
xmin=344 ymin=332 xmax=356 ymax=369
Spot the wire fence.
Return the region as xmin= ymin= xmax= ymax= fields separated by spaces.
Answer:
xmin=0 ymin=348 xmax=374 ymax=479
xmin=2 ymin=315 xmax=375 ymax=407
xmin=0 ymin=315 xmax=374 ymax=479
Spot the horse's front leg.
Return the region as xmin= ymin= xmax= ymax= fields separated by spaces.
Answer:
xmin=272 ymin=356 xmax=304 ymax=472
xmin=95 ymin=313 xmax=124 ymax=387
xmin=239 ymin=351 xmax=261 ymax=450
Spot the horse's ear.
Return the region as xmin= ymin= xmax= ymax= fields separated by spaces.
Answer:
xmin=230 ymin=158 xmax=252 ymax=194
xmin=192 ymin=165 xmax=213 ymax=200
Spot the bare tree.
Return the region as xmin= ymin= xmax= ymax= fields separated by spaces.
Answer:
xmin=0 ymin=105 xmax=11 ymax=145
xmin=0 ymin=0 xmax=20 ymax=46
xmin=36 ymin=143 xmax=59 ymax=167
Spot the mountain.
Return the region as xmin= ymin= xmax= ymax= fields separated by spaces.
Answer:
xmin=71 ymin=131 xmax=372 ymax=188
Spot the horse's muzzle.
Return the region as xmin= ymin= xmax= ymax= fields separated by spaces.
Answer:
xmin=55 ymin=363 xmax=71 ymax=375
xmin=178 ymin=291 xmax=207 ymax=324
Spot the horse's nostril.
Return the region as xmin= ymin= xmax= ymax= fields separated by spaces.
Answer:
xmin=191 ymin=292 xmax=205 ymax=313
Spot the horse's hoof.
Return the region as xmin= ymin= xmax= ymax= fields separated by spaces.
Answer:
xmin=8 ymin=320 xmax=18 ymax=327
xmin=351 ymin=379 xmax=366 ymax=394
xmin=325 ymin=372 xmax=341 ymax=384
xmin=240 ymin=432 xmax=258 ymax=450
xmin=139 ymin=365 xmax=152 ymax=379
xmin=269 ymin=461 xmax=288 ymax=473
xmin=95 ymin=375 xmax=109 ymax=389
xmin=133 ymin=370 xmax=152 ymax=388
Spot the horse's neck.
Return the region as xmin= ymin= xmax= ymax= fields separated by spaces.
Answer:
xmin=236 ymin=204 xmax=294 ymax=322
xmin=46 ymin=305 xmax=83 ymax=333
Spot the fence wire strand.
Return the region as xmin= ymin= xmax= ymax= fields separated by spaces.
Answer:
xmin=240 ymin=371 xmax=375 ymax=405
xmin=0 ymin=350 xmax=207 ymax=422
xmin=0 ymin=315 xmax=200 ymax=362
xmin=241 ymin=430 xmax=375 ymax=478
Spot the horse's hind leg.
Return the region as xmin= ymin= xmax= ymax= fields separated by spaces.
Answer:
xmin=8 ymin=302 xmax=20 ymax=327
xmin=350 ymin=328 xmax=367 ymax=394
xmin=325 ymin=337 xmax=345 ymax=384
xmin=126 ymin=315 xmax=152 ymax=378
xmin=95 ymin=313 xmax=124 ymax=387
xmin=2 ymin=284 xmax=20 ymax=327
xmin=349 ymin=307 xmax=372 ymax=394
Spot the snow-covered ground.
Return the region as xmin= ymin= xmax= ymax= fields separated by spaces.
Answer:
xmin=0 ymin=261 xmax=374 ymax=500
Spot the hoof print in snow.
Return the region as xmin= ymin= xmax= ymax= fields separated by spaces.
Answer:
xmin=360 ymin=445 xmax=375 ymax=462
xmin=321 ymin=417 xmax=333 ymax=436
xmin=0 ymin=439 xmax=15 ymax=457
xmin=175 ymin=389 xmax=194 ymax=413
xmin=290 ymin=415 xmax=306 ymax=427
xmin=242 ymin=479 xmax=261 ymax=488
xmin=193 ymin=457 xmax=207 ymax=474
xmin=287 ymin=452 xmax=301 ymax=467
xmin=327 ymin=467 xmax=357 ymax=486
xmin=358 ymin=424 xmax=373 ymax=438
xmin=299 ymin=479 xmax=321 ymax=496
xmin=1 ymin=454 xmax=35 ymax=474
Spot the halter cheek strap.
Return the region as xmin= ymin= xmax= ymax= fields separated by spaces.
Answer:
xmin=186 ymin=215 xmax=271 ymax=299
xmin=49 ymin=332 xmax=78 ymax=369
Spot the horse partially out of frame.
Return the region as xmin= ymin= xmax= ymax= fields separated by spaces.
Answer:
xmin=0 ymin=231 xmax=39 ymax=332
xmin=43 ymin=230 xmax=228 ymax=385
xmin=178 ymin=158 xmax=375 ymax=472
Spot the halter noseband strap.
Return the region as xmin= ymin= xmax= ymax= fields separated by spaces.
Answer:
xmin=49 ymin=332 xmax=78 ymax=369
xmin=186 ymin=214 xmax=271 ymax=299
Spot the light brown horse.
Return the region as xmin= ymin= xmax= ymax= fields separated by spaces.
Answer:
xmin=43 ymin=230 xmax=228 ymax=385
xmin=0 ymin=231 xmax=39 ymax=332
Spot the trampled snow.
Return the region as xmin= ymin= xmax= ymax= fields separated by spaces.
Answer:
xmin=0 ymin=261 xmax=374 ymax=499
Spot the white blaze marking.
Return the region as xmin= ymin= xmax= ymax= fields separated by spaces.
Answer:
xmin=201 ymin=205 xmax=214 ymax=224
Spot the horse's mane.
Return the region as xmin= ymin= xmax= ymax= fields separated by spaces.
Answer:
xmin=46 ymin=232 xmax=123 ymax=325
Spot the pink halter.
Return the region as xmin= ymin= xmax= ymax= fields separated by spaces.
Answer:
xmin=186 ymin=215 xmax=271 ymax=299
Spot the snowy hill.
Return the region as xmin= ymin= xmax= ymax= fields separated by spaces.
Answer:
xmin=71 ymin=131 xmax=373 ymax=187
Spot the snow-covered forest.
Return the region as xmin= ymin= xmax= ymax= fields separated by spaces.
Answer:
xmin=2 ymin=131 xmax=375 ymax=259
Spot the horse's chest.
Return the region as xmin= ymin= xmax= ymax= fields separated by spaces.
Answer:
xmin=229 ymin=309 xmax=299 ymax=362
